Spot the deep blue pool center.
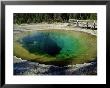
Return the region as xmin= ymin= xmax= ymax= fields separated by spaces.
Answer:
xmin=19 ymin=31 xmax=80 ymax=59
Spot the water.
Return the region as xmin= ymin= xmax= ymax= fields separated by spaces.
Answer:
xmin=19 ymin=31 xmax=81 ymax=59
xmin=20 ymin=32 xmax=62 ymax=56
xmin=14 ymin=30 xmax=97 ymax=65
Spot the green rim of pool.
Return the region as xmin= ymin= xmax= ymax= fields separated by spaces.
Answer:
xmin=14 ymin=30 xmax=97 ymax=65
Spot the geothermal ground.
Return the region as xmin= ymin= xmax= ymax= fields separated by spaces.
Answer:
xmin=13 ymin=23 xmax=97 ymax=75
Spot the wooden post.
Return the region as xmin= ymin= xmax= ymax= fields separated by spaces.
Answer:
xmin=76 ymin=20 xmax=79 ymax=27
xmin=86 ymin=21 xmax=88 ymax=29
xmin=93 ymin=21 xmax=96 ymax=29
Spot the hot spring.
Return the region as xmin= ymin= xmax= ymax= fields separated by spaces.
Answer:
xmin=14 ymin=30 xmax=97 ymax=65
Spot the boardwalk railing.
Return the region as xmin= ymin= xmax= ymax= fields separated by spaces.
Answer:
xmin=69 ymin=19 xmax=97 ymax=30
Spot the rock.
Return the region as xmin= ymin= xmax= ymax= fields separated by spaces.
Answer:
xmin=14 ymin=60 xmax=97 ymax=75
xmin=13 ymin=56 xmax=27 ymax=63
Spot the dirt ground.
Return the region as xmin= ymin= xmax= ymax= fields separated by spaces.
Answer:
xmin=13 ymin=23 xmax=97 ymax=36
